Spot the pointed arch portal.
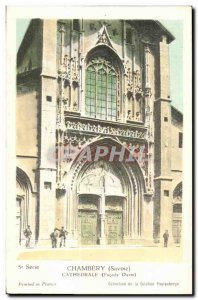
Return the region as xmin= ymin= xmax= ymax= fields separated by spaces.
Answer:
xmin=77 ymin=161 xmax=125 ymax=245
xmin=66 ymin=138 xmax=148 ymax=246
xmin=16 ymin=167 xmax=32 ymax=245
xmin=172 ymin=182 xmax=182 ymax=244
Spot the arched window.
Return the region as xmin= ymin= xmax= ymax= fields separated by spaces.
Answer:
xmin=85 ymin=57 xmax=118 ymax=121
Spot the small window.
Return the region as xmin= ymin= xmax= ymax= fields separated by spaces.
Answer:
xmin=112 ymin=28 xmax=118 ymax=36
xmin=73 ymin=19 xmax=80 ymax=31
xmin=90 ymin=23 xmax=95 ymax=31
xmin=164 ymin=117 xmax=168 ymax=122
xmin=46 ymin=96 xmax=52 ymax=102
xmin=126 ymin=28 xmax=132 ymax=44
xmin=179 ymin=132 xmax=183 ymax=148
xmin=173 ymin=203 xmax=182 ymax=213
xmin=164 ymin=190 xmax=169 ymax=197
xmin=44 ymin=182 xmax=52 ymax=189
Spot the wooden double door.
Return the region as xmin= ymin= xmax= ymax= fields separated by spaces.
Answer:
xmin=78 ymin=210 xmax=98 ymax=245
xmin=105 ymin=212 xmax=123 ymax=245
xmin=78 ymin=196 xmax=123 ymax=245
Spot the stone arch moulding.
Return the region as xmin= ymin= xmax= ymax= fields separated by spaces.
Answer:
xmin=172 ymin=181 xmax=182 ymax=245
xmin=16 ymin=167 xmax=34 ymax=245
xmin=16 ymin=166 xmax=34 ymax=194
xmin=68 ymin=136 xmax=147 ymax=193
xmin=173 ymin=181 xmax=182 ymax=200
xmin=85 ymin=44 xmax=125 ymax=73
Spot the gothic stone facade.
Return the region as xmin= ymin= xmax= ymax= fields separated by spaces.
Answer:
xmin=16 ymin=19 xmax=183 ymax=247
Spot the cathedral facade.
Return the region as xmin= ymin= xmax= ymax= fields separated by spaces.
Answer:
xmin=16 ymin=19 xmax=183 ymax=247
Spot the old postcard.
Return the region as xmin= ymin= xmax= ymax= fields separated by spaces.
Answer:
xmin=6 ymin=6 xmax=192 ymax=295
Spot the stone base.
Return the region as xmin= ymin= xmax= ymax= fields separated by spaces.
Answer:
xmin=99 ymin=237 xmax=106 ymax=245
xmin=36 ymin=239 xmax=52 ymax=247
xmin=122 ymin=238 xmax=156 ymax=247
xmin=65 ymin=238 xmax=78 ymax=248
xmin=35 ymin=238 xmax=79 ymax=248
xmin=31 ymin=238 xmax=158 ymax=248
xmin=158 ymin=240 xmax=175 ymax=248
xmin=122 ymin=237 xmax=131 ymax=244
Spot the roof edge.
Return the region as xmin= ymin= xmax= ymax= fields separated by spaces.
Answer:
xmin=171 ymin=105 xmax=183 ymax=116
xmin=171 ymin=105 xmax=183 ymax=123
xmin=154 ymin=21 xmax=175 ymax=43
xmin=17 ymin=19 xmax=42 ymax=61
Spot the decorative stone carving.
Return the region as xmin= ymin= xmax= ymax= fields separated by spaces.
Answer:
xmin=56 ymin=105 xmax=61 ymax=125
xmin=96 ymin=25 xmax=114 ymax=48
xmin=127 ymin=110 xmax=132 ymax=120
xmin=135 ymin=112 xmax=141 ymax=121
xmin=63 ymin=134 xmax=88 ymax=147
xmin=143 ymin=43 xmax=153 ymax=196
xmin=58 ymin=23 xmax=65 ymax=34
xmin=126 ymin=69 xmax=143 ymax=99
xmin=63 ymin=98 xmax=69 ymax=110
xmin=56 ymin=99 xmax=67 ymax=128
xmin=58 ymin=55 xmax=71 ymax=83
xmin=57 ymin=182 xmax=66 ymax=190
xmin=73 ymin=102 xmax=78 ymax=111
xmin=78 ymin=163 xmax=124 ymax=195
xmin=58 ymin=55 xmax=80 ymax=86
xmin=65 ymin=120 xmax=146 ymax=139
xmin=144 ymin=86 xmax=154 ymax=141
xmin=71 ymin=57 xmax=79 ymax=85
xmin=124 ymin=63 xmax=143 ymax=122
xmin=144 ymin=87 xmax=152 ymax=97
xmin=87 ymin=57 xmax=118 ymax=74
xmin=98 ymin=32 xmax=107 ymax=44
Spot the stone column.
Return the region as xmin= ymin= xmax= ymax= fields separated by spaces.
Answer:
xmin=145 ymin=44 xmax=151 ymax=89
xmin=144 ymin=42 xmax=155 ymax=190
xmin=123 ymin=197 xmax=131 ymax=244
xmin=65 ymin=189 xmax=78 ymax=247
xmin=38 ymin=20 xmax=57 ymax=246
xmin=154 ymin=35 xmax=173 ymax=245
xmin=99 ymin=194 xmax=106 ymax=245
xmin=141 ymin=193 xmax=154 ymax=242
xmin=29 ymin=192 xmax=37 ymax=245
xmin=70 ymin=21 xmax=73 ymax=110
xmin=79 ymin=29 xmax=83 ymax=114
xmin=133 ymin=192 xmax=139 ymax=239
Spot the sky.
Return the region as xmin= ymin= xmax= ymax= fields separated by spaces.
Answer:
xmin=16 ymin=19 xmax=183 ymax=112
xmin=160 ymin=20 xmax=183 ymax=112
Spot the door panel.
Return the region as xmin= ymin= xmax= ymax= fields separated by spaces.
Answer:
xmin=79 ymin=211 xmax=98 ymax=245
xmin=105 ymin=212 xmax=123 ymax=244
xmin=16 ymin=198 xmax=22 ymax=244
xmin=172 ymin=220 xmax=182 ymax=244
